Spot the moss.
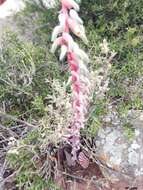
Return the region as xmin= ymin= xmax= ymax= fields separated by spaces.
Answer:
xmin=123 ymin=122 xmax=135 ymax=140
xmin=85 ymin=99 xmax=107 ymax=137
xmin=87 ymin=118 xmax=101 ymax=137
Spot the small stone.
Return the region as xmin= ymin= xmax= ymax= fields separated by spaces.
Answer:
xmin=96 ymin=140 xmax=101 ymax=146
xmin=135 ymin=168 xmax=143 ymax=176
xmin=110 ymin=156 xmax=121 ymax=166
xmin=106 ymin=131 xmax=119 ymax=143
xmin=128 ymin=150 xmax=139 ymax=165
xmin=98 ymin=128 xmax=106 ymax=138
xmin=103 ymin=116 xmax=111 ymax=123
xmin=135 ymin=129 xmax=140 ymax=136
xmin=139 ymin=114 xmax=143 ymax=121
xmin=131 ymin=142 xmax=140 ymax=150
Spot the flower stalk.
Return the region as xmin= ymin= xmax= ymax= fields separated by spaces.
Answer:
xmin=51 ymin=0 xmax=90 ymax=161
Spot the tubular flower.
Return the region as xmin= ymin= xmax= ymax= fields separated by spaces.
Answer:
xmin=51 ymin=0 xmax=90 ymax=161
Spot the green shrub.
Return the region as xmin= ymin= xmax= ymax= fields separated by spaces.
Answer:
xmin=0 ymin=31 xmax=64 ymax=118
xmin=81 ymin=0 xmax=143 ymax=113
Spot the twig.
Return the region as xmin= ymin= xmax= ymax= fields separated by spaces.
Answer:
xmin=62 ymin=171 xmax=87 ymax=182
xmin=0 ymin=124 xmax=19 ymax=138
xmin=2 ymin=165 xmax=23 ymax=184
xmin=0 ymin=111 xmax=38 ymax=128
xmin=62 ymin=170 xmax=103 ymax=190
xmin=108 ymin=52 xmax=117 ymax=63
xmin=34 ymin=23 xmax=50 ymax=31
xmin=37 ymin=0 xmax=48 ymax=10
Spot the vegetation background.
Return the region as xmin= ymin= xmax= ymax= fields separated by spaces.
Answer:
xmin=0 ymin=0 xmax=143 ymax=189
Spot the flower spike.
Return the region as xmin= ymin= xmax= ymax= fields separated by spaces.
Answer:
xmin=51 ymin=0 xmax=90 ymax=163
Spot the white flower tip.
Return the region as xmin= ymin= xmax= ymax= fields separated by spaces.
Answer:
xmin=59 ymin=45 xmax=67 ymax=61
xmin=73 ymin=45 xmax=89 ymax=63
xmin=51 ymin=25 xmax=63 ymax=42
xmin=68 ymin=19 xmax=88 ymax=44
xmin=82 ymin=35 xmax=88 ymax=44
xmin=69 ymin=0 xmax=80 ymax=11
xmin=66 ymin=76 xmax=72 ymax=86
xmin=69 ymin=9 xmax=83 ymax=24
xmin=51 ymin=37 xmax=63 ymax=53
xmin=51 ymin=43 xmax=57 ymax=53
xmin=58 ymin=13 xmax=66 ymax=28
xmin=79 ymin=31 xmax=88 ymax=44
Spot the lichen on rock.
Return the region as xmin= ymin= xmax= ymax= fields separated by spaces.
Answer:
xmin=95 ymin=110 xmax=143 ymax=188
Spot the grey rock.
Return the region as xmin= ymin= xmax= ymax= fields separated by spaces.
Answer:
xmin=95 ymin=110 xmax=143 ymax=187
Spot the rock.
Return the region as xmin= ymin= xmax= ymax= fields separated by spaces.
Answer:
xmin=95 ymin=110 xmax=143 ymax=188
xmin=0 ymin=0 xmax=25 ymax=18
xmin=33 ymin=0 xmax=57 ymax=9
xmin=0 ymin=0 xmax=25 ymax=46
xmin=0 ymin=0 xmax=56 ymax=45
